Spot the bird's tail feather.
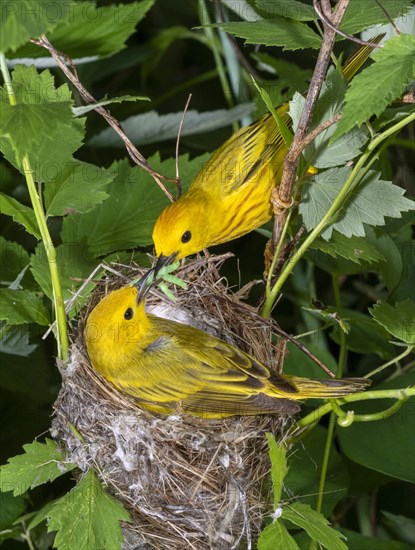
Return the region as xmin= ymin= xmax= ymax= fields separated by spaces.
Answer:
xmin=287 ymin=376 xmax=371 ymax=399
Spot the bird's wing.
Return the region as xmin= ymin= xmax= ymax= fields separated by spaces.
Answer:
xmin=118 ymin=323 xmax=300 ymax=415
xmin=191 ymin=105 xmax=290 ymax=196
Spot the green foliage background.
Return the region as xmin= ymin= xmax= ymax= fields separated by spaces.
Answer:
xmin=0 ymin=0 xmax=414 ymax=548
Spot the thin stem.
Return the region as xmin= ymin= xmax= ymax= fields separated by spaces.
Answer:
xmin=262 ymin=210 xmax=293 ymax=317
xmin=332 ymin=275 xmax=346 ymax=377
xmin=315 ymin=412 xmax=336 ymax=516
xmin=365 ymin=345 xmax=414 ymax=379
xmin=313 ymin=275 xmax=346 ymax=524
xmin=0 ymin=53 xmax=68 ymax=360
xmin=293 ymin=386 xmax=415 ymax=432
xmin=268 ymin=110 xmax=415 ymax=302
xmin=22 ymin=157 xmax=69 ymax=360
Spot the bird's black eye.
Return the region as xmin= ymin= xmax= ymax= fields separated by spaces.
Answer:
xmin=181 ymin=230 xmax=192 ymax=243
xmin=124 ymin=307 xmax=133 ymax=320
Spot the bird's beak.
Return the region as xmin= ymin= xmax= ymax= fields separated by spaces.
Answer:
xmin=134 ymin=253 xmax=177 ymax=303
xmin=134 ymin=269 xmax=154 ymax=303
xmin=154 ymin=252 xmax=178 ymax=275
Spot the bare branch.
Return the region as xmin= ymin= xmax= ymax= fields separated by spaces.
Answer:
xmin=31 ymin=35 xmax=176 ymax=202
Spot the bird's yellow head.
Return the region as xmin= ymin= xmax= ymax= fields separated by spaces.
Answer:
xmin=152 ymin=194 xmax=209 ymax=260
xmin=85 ymin=287 xmax=152 ymax=376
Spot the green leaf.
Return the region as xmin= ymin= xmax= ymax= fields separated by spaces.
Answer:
xmin=0 ymin=66 xmax=85 ymax=180
xmin=381 ymin=511 xmax=415 ymax=546
xmin=258 ymin=520 xmax=299 ymax=550
xmin=89 ymin=104 xmax=256 ymax=147
xmin=389 ymin=241 xmax=415 ymax=302
xmin=0 ymin=322 xmax=37 ymax=357
xmin=0 ymin=0 xmax=73 ymax=53
xmin=266 ymin=433 xmax=288 ymax=505
xmin=283 ymin=502 xmax=347 ymax=549
xmin=0 ymin=288 xmax=50 ymax=325
xmin=339 ymin=527 xmax=413 ymax=550
xmin=72 ymin=95 xmax=150 ymax=117
xmin=0 ymin=492 xmax=27 ymax=544
xmin=215 ymin=19 xmax=321 ymax=50
xmin=300 ymin=169 xmax=415 ymax=240
xmin=10 ymin=0 xmax=155 ymax=59
xmin=284 ymin=341 xmax=339 ymax=378
xmin=333 ymin=34 xmax=415 ymax=141
xmin=311 ymin=231 xmax=384 ymax=266
xmin=338 ymin=371 xmax=415 ymax=483
xmin=47 ymin=470 xmax=130 ymax=550
xmin=30 ymin=243 xmax=100 ymax=306
xmin=44 ymin=161 xmax=114 ymax=216
xmin=0 ymin=193 xmax=39 ymax=238
xmin=370 ymin=300 xmax=415 ymax=344
xmin=284 ymin=427 xmax=350 ymax=516
xmin=61 ymin=154 xmax=208 ymax=257
xmin=290 ymin=90 xmax=368 ymax=169
xmin=340 ymin=0 xmax=414 ymax=37
xmin=0 ymin=439 xmax=76 ymax=496
xmin=0 ymin=236 xmax=31 ymax=284
xmin=255 ymin=0 xmax=316 ymax=21
xmin=330 ymin=309 xmax=395 ymax=359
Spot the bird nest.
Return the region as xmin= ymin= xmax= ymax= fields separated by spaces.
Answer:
xmin=51 ymin=254 xmax=296 ymax=550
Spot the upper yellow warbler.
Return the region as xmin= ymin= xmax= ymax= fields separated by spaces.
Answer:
xmin=152 ymin=38 xmax=382 ymax=263
xmin=85 ymin=287 xmax=370 ymax=418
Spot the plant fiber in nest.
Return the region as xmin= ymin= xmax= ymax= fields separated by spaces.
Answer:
xmin=51 ymin=254 xmax=295 ymax=550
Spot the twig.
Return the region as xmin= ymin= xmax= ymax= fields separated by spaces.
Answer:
xmin=31 ymin=35 xmax=176 ymax=202
xmin=373 ymin=0 xmax=400 ymax=35
xmin=175 ymin=93 xmax=193 ymax=198
xmin=270 ymin=0 xmax=350 ymax=251
xmin=301 ymin=112 xmax=342 ymax=150
xmin=313 ymin=0 xmax=384 ymax=47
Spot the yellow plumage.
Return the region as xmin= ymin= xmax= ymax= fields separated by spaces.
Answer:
xmin=85 ymin=287 xmax=370 ymax=418
xmin=152 ymin=39 xmax=382 ymax=262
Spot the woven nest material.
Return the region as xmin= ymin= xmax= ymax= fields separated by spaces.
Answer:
xmin=51 ymin=255 xmax=295 ymax=550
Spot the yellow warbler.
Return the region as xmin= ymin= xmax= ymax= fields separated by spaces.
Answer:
xmin=152 ymin=38 xmax=382 ymax=264
xmin=85 ymin=286 xmax=370 ymax=418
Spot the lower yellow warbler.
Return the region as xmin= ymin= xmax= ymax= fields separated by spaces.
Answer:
xmin=85 ymin=287 xmax=370 ymax=418
xmin=151 ymin=38 xmax=382 ymax=265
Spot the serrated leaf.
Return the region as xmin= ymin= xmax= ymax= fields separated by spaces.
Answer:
xmin=258 ymin=520 xmax=299 ymax=550
xmin=311 ymin=231 xmax=385 ymax=265
xmin=89 ymin=104 xmax=256 ymax=147
xmin=255 ymin=0 xmax=316 ymax=21
xmin=0 ymin=66 xmax=85 ymax=180
xmin=44 ymin=161 xmax=114 ymax=216
xmin=290 ymin=68 xmax=368 ymax=168
xmin=340 ymin=0 xmax=414 ymax=36
xmin=283 ymin=502 xmax=347 ymax=549
xmin=72 ymin=95 xmax=150 ymax=117
xmin=370 ymin=300 xmax=415 ymax=344
xmin=0 ymin=0 xmax=73 ymax=53
xmin=9 ymin=0 xmax=155 ymax=60
xmin=215 ymin=19 xmax=321 ymax=50
xmin=47 ymin=469 xmax=130 ymax=550
xmin=0 ymin=439 xmax=75 ymax=496
xmin=0 ymin=288 xmax=50 ymax=325
xmin=333 ymin=34 xmax=415 ymax=141
xmin=61 ymin=154 xmax=209 ymax=257
xmin=266 ymin=433 xmax=288 ymax=505
xmin=300 ymin=168 xmax=415 ymax=240
xmin=0 ymin=193 xmax=39 ymax=238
